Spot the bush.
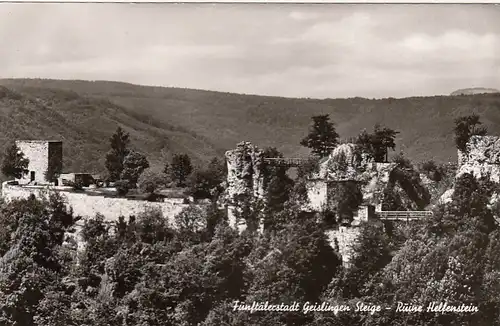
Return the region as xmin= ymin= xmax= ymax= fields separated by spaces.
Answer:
xmin=1 ymin=143 xmax=29 ymax=179
xmin=297 ymin=157 xmax=320 ymax=179
xmin=171 ymin=154 xmax=193 ymax=187
xmin=419 ymin=160 xmax=443 ymax=182
xmin=137 ymin=168 xmax=170 ymax=194
xmin=115 ymin=180 xmax=130 ymax=196
xmin=68 ymin=180 xmax=84 ymax=191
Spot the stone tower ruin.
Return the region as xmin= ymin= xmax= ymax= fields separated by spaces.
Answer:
xmin=15 ymin=140 xmax=63 ymax=185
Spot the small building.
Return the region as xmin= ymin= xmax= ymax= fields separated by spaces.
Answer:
xmin=58 ymin=173 xmax=95 ymax=187
xmin=15 ymin=140 xmax=63 ymax=185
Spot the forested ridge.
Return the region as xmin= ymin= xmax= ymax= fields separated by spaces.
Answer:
xmin=2 ymin=78 xmax=500 ymax=166
xmin=0 ymin=170 xmax=499 ymax=325
xmin=0 ymin=79 xmax=499 ymax=325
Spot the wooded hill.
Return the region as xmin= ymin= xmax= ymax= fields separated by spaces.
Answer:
xmin=1 ymin=78 xmax=500 ymax=175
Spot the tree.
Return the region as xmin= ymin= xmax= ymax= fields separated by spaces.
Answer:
xmin=327 ymin=221 xmax=391 ymax=300
xmin=329 ymin=181 xmax=363 ymax=225
xmin=259 ymin=148 xmax=295 ymax=229
xmin=171 ymin=154 xmax=193 ymax=187
xmin=240 ymin=219 xmax=341 ymax=325
xmin=261 ymin=147 xmax=285 ymax=179
xmin=174 ymin=205 xmax=207 ymax=234
xmin=186 ymin=157 xmax=226 ymax=201
xmin=371 ymin=124 xmax=399 ymax=162
xmin=207 ymin=157 xmax=226 ymax=182
xmin=105 ymin=127 xmax=130 ymax=181
xmin=0 ymin=195 xmax=76 ymax=325
xmin=297 ymin=156 xmax=320 ymax=179
xmin=120 ymin=151 xmax=150 ymax=187
xmin=1 ymin=143 xmax=29 ymax=179
xmin=300 ymin=114 xmax=339 ymax=158
xmin=138 ymin=169 xmax=170 ymax=196
xmin=420 ymin=160 xmax=444 ymax=182
xmin=355 ymin=124 xmax=399 ymax=162
xmin=260 ymin=147 xmax=294 ymax=218
xmin=381 ymin=186 xmax=404 ymax=211
xmin=355 ymin=129 xmax=372 ymax=155
xmin=163 ymin=162 xmax=171 ymax=178
xmin=187 ymin=170 xmax=222 ymax=201
xmin=454 ymin=114 xmax=487 ymax=153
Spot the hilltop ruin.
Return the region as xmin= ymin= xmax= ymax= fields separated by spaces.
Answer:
xmin=223 ymin=140 xmax=432 ymax=266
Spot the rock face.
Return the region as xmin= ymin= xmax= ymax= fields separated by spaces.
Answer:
xmin=307 ymin=142 xmax=399 ymax=211
xmin=313 ymin=143 xmax=366 ymax=181
xmin=326 ymin=227 xmax=361 ymax=268
xmin=306 ymin=143 xmax=431 ymax=266
xmin=224 ymin=142 xmax=266 ymax=229
xmin=457 ymin=136 xmax=500 ymax=182
xmin=224 ymin=141 xmax=265 ymax=203
xmin=439 ymin=135 xmax=500 ymax=211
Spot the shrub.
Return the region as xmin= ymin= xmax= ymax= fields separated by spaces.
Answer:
xmin=1 ymin=143 xmax=29 ymax=179
xmin=115 ymin=180 xmax=130 ymax=196
xmin=71 ymin=180 xmax=84 ymax=191
xmin=171 ymin=154 xmax=193 ymax=187
xmin=120 ymin=151 xmax=150 ymax=187
xmin=419 ymin=160 xmax=443 ymax=182
xmin=137 ymin=168 xmax=169 ymax=195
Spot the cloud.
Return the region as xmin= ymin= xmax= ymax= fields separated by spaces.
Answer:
xmin=0 ymin=4 xmax=499 ymax=98
xmin=400 ymin=30 xmax=499 ymax=59
xmin=288 ymin=11 xmax=320 ymax=21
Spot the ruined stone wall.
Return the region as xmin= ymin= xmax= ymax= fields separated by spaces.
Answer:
xmin=2 ymin=182 xmax=189 ymax=225
xmin=355 ymin=205 xmax=375 ymax=222
xmin=326 ymin=226 xmax=361 ymax=268
xmin=457 ymin=135 xmax=500 ymax=182
xmin=15 ymin=140 xmax=63 ymax=184
xmin=16 ymin=141 xmax=50 ymax=184
xmin=305 ymin=180 xmax=328 ymax=211
xmin=48 ymin=141 xmax=63 ymax=176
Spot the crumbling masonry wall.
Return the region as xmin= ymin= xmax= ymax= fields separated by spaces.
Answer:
xmin=457 ymin=135 xmax=500 ymax=182
xmin=2 ymin=182 xmax=189 ymax=225
xmin=326 ymin=226 xmax=361 ymax=268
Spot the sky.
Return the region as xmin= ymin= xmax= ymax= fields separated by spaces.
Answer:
xmin=0 ymin=3 xmax=499 ymax=99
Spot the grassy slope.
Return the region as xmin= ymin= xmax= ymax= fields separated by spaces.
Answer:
xmin=2 ymin=78 xmax=500 ymax=168
xmin=0 ymin=84 xmax=221 ymax=178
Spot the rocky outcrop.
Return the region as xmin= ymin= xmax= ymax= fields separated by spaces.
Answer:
xmin=437 ymin=135 xmax=500 ymax=209
xmin=326 ymin=226 xmax=361 ymax=268
xmin=313 ymin=143 xmax=368 ymax=181
xmin=309 ymin=143 xmax=399 ymax=209
xmin=359 ymin=163 xmax=398 ymax=207
xmin=224 ymin=141 xmax=265 ymax=204
xmin=456 ymin=136 xmax=500 ymax=183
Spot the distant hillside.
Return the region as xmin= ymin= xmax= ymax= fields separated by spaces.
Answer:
xmin=451 ymin=87 xmax=500 ymax=96
xmin=2 ymin=78 xmax=500 ymax=168
xmin=0 ymin=84 xmax=221 ymax=177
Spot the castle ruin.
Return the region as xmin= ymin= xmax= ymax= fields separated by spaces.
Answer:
xmin=224 ymin=141 xmax=432 ymax=267
xmin=456 ymin=135 xmax=500 ymax=182
xmin=4 ymin=140 xmax=190 ymax=225
xmin=16 ymin=140 xmax=63 ymax=185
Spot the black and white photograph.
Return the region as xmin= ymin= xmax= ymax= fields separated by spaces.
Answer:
xmin=0 ymin=2 xmax=499 ymax=325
